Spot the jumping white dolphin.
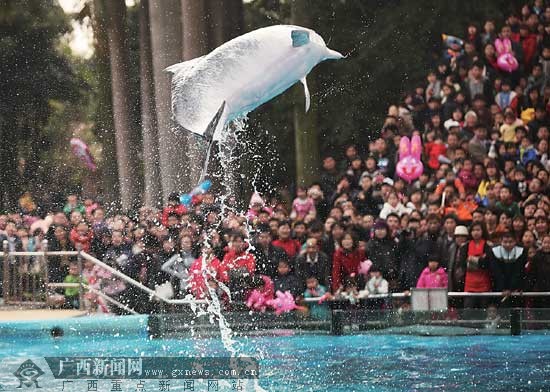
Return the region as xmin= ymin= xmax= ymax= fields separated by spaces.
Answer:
xmin=165 ymin=24 xmax=343 ymax=142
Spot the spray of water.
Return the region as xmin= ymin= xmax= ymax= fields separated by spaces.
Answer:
xmin=186 ymin=117 xmax=268 ymax=391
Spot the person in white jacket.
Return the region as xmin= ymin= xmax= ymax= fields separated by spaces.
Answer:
xmin=379 ymin=191 xmax=412 ymax=219
xmin=358 ymin=267 xmax=389 ymax=298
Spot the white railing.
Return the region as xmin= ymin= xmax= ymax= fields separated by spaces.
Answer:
xmin=1 ymin=240 xmax=206 ymax=313
xmin=3 ymin=241 xmax=550 ymax=313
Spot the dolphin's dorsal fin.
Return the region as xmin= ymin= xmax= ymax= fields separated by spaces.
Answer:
xmin=300 ymin=77 xmax=310 ymax=112
xmin=291 ymin=30 xmax=310 ymax=47
xmin=203 ymin=101 xmax=227 ymax=143
xmin=164 ymin=56 xmax=205 ymax=75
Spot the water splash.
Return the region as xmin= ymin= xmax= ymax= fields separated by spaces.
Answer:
xmin=185 ymin=117 xmax=268 ymax=391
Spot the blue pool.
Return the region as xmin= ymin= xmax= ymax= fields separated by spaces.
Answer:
xmin=0 ymin=315 xmax=548 ymax=391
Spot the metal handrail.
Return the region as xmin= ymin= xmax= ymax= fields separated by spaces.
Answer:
xmin=4 ymin=248 xmax=550 ymax=306
xmin=302 ymin=291 xmax=550 ymax=303
xmin=79 ymin=251 xmax=207 ymax=305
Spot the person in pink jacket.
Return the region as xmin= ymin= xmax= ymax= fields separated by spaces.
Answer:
xmin=416 ymin=258 xmax=448 ymax=289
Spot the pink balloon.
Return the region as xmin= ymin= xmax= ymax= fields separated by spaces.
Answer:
xmin=267 ymin=290 xmax=298 ymax=315
xmin=70 ymin=138 xmax=97 ymax=171
xmin=497 ymin=53 xmax=518 ymax=73
xmin=246 ymin=289 xmax=269 ymax=312
xmin=396 ymin=136 xmax=424 ymax=183
xmin=358 ymin=259 xmax=373 ymax=275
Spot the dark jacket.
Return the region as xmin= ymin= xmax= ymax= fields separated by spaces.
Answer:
xmin=528 ymin=251 xmax=550 ymax=292
xmin=489 ymin=245 xmax=527 ymax=291
xmin=397 ymin=234 xmax=425 ymax=291
xmin=295 ymin=251 xmax=331 ymax=289
xmin=273 ymin=274 xmax=303 ymax=297
xmin=366 ymin=237 xmax=398 ymax=281
xmin=251 ymin=243 xmax=288 ymax=278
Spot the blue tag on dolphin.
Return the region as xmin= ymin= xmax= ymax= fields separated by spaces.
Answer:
xmin=291 ymin=30 xmax=310 ymax=47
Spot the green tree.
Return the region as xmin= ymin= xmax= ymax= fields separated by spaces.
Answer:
xmin=0 ymin=0 xmax=83 ymax=211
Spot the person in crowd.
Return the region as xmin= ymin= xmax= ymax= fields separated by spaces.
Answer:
xmin=490 ymin=231 xmax=527 ymax=306
xmin=251 ymin=224 xmax=288 ymax=278
xmin=360 ymin=266 xmax=389 ymax=297
xmin=69 ymin=220 xmax=93 ymax=252
xmin=272 ymin=220 xmax=302 ymax=260
xmin=63 ymin=194 xmax=85 ymax=216
xmin=447 ymin=225 xmax=469 ymax=293
xmin=332 ymin=232 xmax=365 ymax=292
xmin=303 ymin=276 xmax=330 ymax=319
xmin=273 ymin=259 xmax=302 ymax=298
xmin=366 ymin=220 xmax=398 ymax=289
xmin=460 ymin=222 xmax=493 ymax=309
xmin=63 ymin=261 xmax=87 ymax=309
xmin=528 ymin=234 xmax=550 ymax=308
xmin=295 ymin=237 xmax=331 ymax=289
xmin=416 ymin=256 xmax=448 ymax=289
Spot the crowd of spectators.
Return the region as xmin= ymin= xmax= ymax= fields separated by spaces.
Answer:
xmin=2 ymin=4 xmax=550 ymax=314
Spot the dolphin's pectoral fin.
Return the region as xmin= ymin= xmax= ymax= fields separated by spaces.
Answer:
xmin=291 ymin=30 xmax=310 ymax=47
xmin=300 ymin=77 xmax=310 ymax=112
xmin=203 ymin=101 xmax=227 ymax=144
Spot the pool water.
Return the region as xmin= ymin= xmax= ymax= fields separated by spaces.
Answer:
xmin=0 ymin=315 xmax=548 ymax=391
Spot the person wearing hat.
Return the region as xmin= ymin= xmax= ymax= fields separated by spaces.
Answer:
xmin=447 ymin=225 xmax=469 ymax=293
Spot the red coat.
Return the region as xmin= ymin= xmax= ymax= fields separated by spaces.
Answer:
xmin=331 ymin=248 xmax=366 ymax=292
xmin=161 ymin=204 xmax=188 ymax=226
xmin=69 ymin=228 xmax=93 ymax=252
xmin=521 ymin=34 xmax=538 ymax=67
xmin=188 ymin=256 xmax=223 ymax=298
xmin=425 ymin=142 xmax=447 ymax=170
xmin=272 ymin=238 xmax=302 ymax=259
xmin=219 ymin=249 xmax=256 ymax=283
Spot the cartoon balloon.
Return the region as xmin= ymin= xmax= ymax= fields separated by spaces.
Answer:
xmin=496 ymin=53 xmax=519 ymax=73
xmin=494 ymin=38 xmax=518 ymax=73
xmin=179 ymin=180 xmax=212 ymax=207
xmin=441 ymin=34 xmax=464 ymax=49
xmin=267 ymin=290 xmax=302 ymax=315
xmin=70 ymin=138 xmax=97 ymax=171
xmin=358 ymin=259 xmax=373 ymax=275
xmin=396 ymin=135 xmax=424 ymax=183
xmin=246 ymin=289 xmax=269 ymax=312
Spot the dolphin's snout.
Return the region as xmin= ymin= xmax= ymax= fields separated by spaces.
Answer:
xmin=325 ymin=48 xmax=344 ymax=60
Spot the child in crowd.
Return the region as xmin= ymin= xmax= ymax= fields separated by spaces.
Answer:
xmin=303 ymin=276 xmax=330 ymax=319
xmin=416 ymin=257 xmax=448 ymax=289
xmin=63 ymin=262 xmax=88 ymax=309
xmin=379 ymin=191 xmax=411 ymax=219
xmin=273 ymin=259 xmax=302 ymax=298
xmin=335 ymin=275 xmax=360 ymax=304
xmin=69 ymin=221 xmax=93 ymax=252
xmin=291 ymin=186 xmax=316 ymax=222
xmin=359 ymin=266 xmax=389 ymax=297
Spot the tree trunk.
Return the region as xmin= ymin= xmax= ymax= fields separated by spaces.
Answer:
xmin=207 ymin=0 xmax=243 ymax=46
xmin=0 ymin=115 xmax=19 ymax=211
xmin=91 ymin=0 xmax=120 ymax=208
xmin=291 ymin=0 xmax=320 ymax=186
xmin=139 ymin=0 xmax=162 ymax=208
xmin=149 ymin=0 xmax=189 ymax=202
xmin=181 ymin=0 xmax=210 ymax=58
xmin=103 ymin=0 xmax=142 ymax=211
xmin=203 ymin=0 xmax=244 ymax=200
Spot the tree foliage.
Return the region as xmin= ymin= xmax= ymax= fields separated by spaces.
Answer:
xmin=0 ymin=0 xmax=85 ymax=210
